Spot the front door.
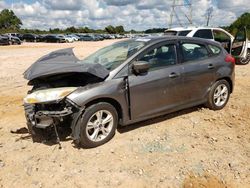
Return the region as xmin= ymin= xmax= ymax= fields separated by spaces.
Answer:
xmin=128 ymin=42 xmax=185 ymax=120
xmin=231 ymin=27 xmax=248 ymax=63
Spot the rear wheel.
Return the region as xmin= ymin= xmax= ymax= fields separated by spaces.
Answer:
xmin=238 ymin=49 xmax=250 ymax=65
xmin=205 ymin=80 xmax=230 ymax=110
xmin=76 ymin=102 xmax=118 ymax=148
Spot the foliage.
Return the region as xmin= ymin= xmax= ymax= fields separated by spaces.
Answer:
xmin=115 ymin=26 xmax=125 ymax=33
xmin=105 ymin=25 xmax=116 ymax=34
xmin=145 ymin=28 xmax=167 ymax=33
xmin=0 ymin=9 xmax=22 ymax=30
xmin=228 ymin=12 xmax=250 ymax=38
xmin=105 ymin=25 xmax=125 ymax=34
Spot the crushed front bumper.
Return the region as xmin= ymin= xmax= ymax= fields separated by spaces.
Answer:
xmin=24 ymin=99 xmax=79 ymax=141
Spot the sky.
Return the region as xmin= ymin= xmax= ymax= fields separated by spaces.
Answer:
xmin=0 ymin=0 xmax=249 ymax=30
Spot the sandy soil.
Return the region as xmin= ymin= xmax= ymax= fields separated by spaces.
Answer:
xmin=0 ymin=41 xmax=249 ymax=188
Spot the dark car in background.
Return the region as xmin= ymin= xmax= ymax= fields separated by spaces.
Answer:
xmin=93 ymin=34 xmax=104 ymax=41
xmin=43 ymin=34 xmax=66 ymax=43
xmin=2 ymin=34 xmax=22 ymax=45
xmin=23 ymin=36 xmax=238 ymax=148
xmin=77 ymin=34 xmax=96 ymax=41
xmin=0 ymin=35 xmax=10 ymax=45
xmin=21 ymin=33 xmax=42 ymax=42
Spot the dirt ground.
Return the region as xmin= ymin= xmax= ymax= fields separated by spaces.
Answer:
xmin=0 ymin=41 xmax=249 ymax=188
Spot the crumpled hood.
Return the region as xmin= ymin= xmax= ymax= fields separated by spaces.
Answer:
xmin=23 ymin=48 xmax=109 ymax=81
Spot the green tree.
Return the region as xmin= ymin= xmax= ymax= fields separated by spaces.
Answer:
xmin=0 ymin=9 xmax=22 ymax=30
xmin=105 ymin=25 xmax=116 ymax=34
xmin=229 ymin=12 xmax=250 ymax=38
xmin=65 ymin=26 xmax=77 ymax=33
xmin=115 ymin=25 xmax=125 ymax=34
xmin=78 ymin=27 xmax=93 ymax=33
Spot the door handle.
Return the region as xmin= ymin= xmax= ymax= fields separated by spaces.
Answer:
xmin=208 ymin=64 xmax=214 ymax=69
xmin=169 ymin=72 xmax=179 ymax=78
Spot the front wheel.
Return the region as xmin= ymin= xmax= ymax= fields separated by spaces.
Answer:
xmin=75 ymin=102 xmax=118 ymax=148
xmin=205 ymin=80 xmax=230 ymax=110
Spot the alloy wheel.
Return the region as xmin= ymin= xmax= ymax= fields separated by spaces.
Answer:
xmin=239 ymin=51 xmax=250 ymax=65
xmin=213 ymin=84 xmax=229 ymax=107
xmin=86 ymin=110 xmax=114 ymax=142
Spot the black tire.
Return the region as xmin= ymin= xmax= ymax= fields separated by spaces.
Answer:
xmin=75 ymin=102 xmax=118 ymax=148
xmin=238 ymin=49 xmax=250 ymax=65
xmin=205 ymin=80 xmax=230 ymax=110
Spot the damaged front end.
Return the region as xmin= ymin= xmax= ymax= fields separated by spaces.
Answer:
xmin=23 ymin=48 xmax=110 ymax=145
xmin=23 ymin=88 xmax=81 ymax=144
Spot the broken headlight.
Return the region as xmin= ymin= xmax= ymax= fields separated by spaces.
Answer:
xmin=24 ymin=87 xmax=77 ymax=104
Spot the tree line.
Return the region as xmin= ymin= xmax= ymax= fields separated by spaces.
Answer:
xmin=224 ymin=12 xmax=250 ymax=38
xmin=0 ymin=8 xmax=249 ymax=37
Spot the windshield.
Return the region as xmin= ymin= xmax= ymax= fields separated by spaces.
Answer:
xmin=79 ymin=40 xmax=146 ymax=71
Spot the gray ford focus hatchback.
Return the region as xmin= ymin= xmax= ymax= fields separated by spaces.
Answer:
xmin=24 ymin=36 xmax=236 ymax=148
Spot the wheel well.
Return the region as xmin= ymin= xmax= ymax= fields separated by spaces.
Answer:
xmin=84 ymin=98 xmax=123 ymax=120
xmin=217 ymin=77 xmax=233 ymax=93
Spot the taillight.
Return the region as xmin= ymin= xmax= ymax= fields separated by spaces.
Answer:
xmin=225 ymin=54 xmax=235 ymax=64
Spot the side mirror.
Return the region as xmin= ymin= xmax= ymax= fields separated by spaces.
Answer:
xmin=132 ymin=61 xmax=150 ymax=75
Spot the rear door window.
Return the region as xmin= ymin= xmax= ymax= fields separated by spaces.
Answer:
xmin=181 ymin=43 xmax=209 ymax=62
xmin=193 ymin=29 xmax=213 ymax=39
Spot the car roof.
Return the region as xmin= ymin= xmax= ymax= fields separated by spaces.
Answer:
xmin=166 ymin=26 xmax=225 ymax=31
xmin=130 ymin=36 xmax=222 ymax=47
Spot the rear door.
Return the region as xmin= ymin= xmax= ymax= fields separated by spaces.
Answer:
xmin=179 ymin=41 xmax=216 ymax=102
xmin=128 ymin=41 xmax=185 ymax=120
xmin=231 ymin=27 xmax=248 ymax=61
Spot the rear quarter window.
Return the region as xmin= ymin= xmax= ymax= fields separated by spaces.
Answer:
xmin=208 ymin=44 xmax=221 ymax=55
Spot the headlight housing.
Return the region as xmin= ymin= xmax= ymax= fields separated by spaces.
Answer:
xmin=24 ymin=87 xmax=77 ymax=104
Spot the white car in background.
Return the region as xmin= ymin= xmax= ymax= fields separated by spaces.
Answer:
xmin=165 ymin=27 xmax=250 ymax=65
xmin=67 ymin=34 xmax=80 ymax=41
xmin=56 ymin=34 xmax=74 ymax=43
